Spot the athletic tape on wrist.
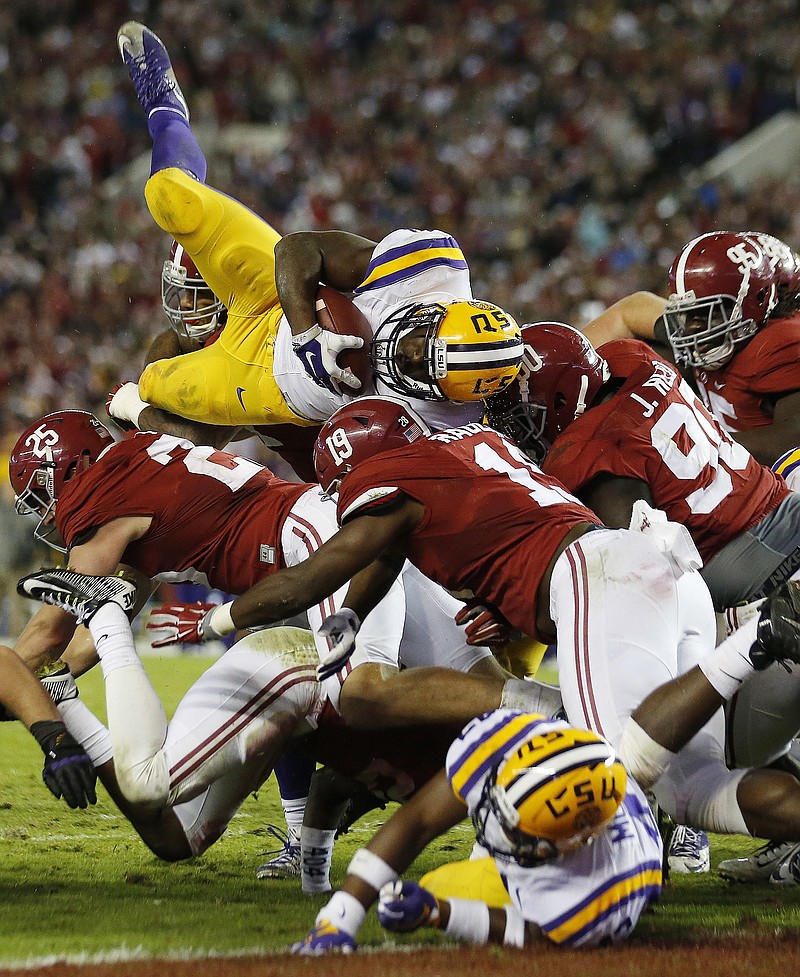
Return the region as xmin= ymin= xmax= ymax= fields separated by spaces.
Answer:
xmin=291 ymin=324 xmax=321 ymax=348
xmin=444 ymin=898 xmax=491 ymax=944
xmin=347 ymin=848 xmax=398 ymax=893
xmin=503 ymin=905 xmax=526 ymax=947
xmin=113 ymin=384 xmax=149 ymax=426
xmin=206 ymin=601 xmax=236 ymax=639
xmin=317 ymin=890 xmax=365 ymax=938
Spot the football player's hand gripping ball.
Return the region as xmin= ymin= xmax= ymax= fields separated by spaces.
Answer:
xmin=292 ymin=325 xmax=364 ymax=394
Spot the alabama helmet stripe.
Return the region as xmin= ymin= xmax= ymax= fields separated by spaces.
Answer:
xmin=672 ymin=232 xmax=715 ymax=295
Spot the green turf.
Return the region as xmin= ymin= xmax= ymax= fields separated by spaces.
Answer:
xmin=0 ymin=655 xmax=798 ymax=963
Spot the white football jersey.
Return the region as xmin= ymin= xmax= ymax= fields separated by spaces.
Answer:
xmin=446 ymin=710 xmax=663 ymax=948
xmin=273 ymin=228 xmax=484 ymax=429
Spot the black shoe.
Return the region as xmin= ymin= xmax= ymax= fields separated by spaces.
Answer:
xmin=335 ymin=783 xmax=386 ymax=838
xmin=750 ymin=580 xmax=800 ymax=670
xmin=17 ymin=568 xmax=137 ymax=625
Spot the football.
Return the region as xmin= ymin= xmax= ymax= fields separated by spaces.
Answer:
xmin=315 ymin=285 xmax=374 ymax=391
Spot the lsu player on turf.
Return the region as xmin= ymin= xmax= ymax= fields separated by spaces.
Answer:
xmin=485 ymin=322 xmax=800 ymax=882
xmin=111 ymin=23 xmax=522 ymax=435
xmin=293 ymin=709 xmax=661 ymax=952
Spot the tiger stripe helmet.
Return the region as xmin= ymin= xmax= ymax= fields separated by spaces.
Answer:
xmin=474 ymin=724 xmax=626 ymax=868
xmin=371 ymin=300 xmax=523 ymax=403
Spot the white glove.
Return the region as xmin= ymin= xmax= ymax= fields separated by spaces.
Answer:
xmin=316 ymin=608 xmax=360 ymax=680
xmin=292 ymin=325 xmax=363 ymax=394
xmin=629 ymin=499 xmax=702 ymax=578
xmin=106 ymin=382 xmax=149 ymax=429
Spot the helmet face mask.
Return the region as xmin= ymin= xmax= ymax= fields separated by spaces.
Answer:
xmin=9 ymin=411 xmax=114 ymax=553
xmin=666 ymin=231 xmax=778 ymax=370
xmin=484 ymin=322 xmax=610 ymax=464
xmin=162 ymin=241 xmax=226 ymax=344
xmin=473 ymin=726 xmax=627 ymax=869
xmin=371 ymin=300 xmax=523 ymax=403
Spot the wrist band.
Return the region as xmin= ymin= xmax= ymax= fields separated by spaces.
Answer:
xmin=291 ymin=324 xmax=321 ymax=348
xmin=348 ymin=848 xmax=398 ymax=893
xmin=317 ymin=890 xmax=365 ymax=938
xmin=205 ymin=601 xmax=236 ymax=639
xmin=111 ymin=384 xmax=149 ymax=427
xmin=503 ymin=905 xmax=526 ymax=947
xmin=444 ymin=898 xmax=491 ymax=944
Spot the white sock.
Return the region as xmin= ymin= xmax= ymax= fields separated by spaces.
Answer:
xmin=281 ymin=795 xmax=307 ymax=842
xmin=58 ymin=696 xmax=114 ymax=766
xmin=88 ymin=603 xmax=168 ymax=804
xmin=89 ymin=603 xmax=141 ymax=677
xmin=699 ymin=614 xmax=758 ymax=699
xmin=301 ymin=826 xmax=336 ymax=894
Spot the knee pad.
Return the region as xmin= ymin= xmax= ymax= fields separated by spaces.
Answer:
xmin=117 ymin=748 xmax=171 ymax=811
xmin=145 ymin=167 xmax=217 ymax=237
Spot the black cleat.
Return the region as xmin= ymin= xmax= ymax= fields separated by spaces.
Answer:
xmin=17 ymin=568 xmax=137 ymax=626
xmin=750 ymin=580 xmax=800 ymax=670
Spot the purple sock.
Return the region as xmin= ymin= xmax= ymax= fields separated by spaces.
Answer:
xmin=149 ymin=113 xmax=207 ymax=181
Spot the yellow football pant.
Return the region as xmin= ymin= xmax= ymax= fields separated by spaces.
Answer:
xmin=420 ymin=856 xmax=510 ymax=908
xmin=139 ymin=167 xmax=315 ymax=427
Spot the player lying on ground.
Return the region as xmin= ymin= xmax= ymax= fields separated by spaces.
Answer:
xmin=17 ymin=568 xmax=466 ymax=867
xmin=294 ymin=577 xmax=800 ymax=953
xmin=293 ymin=709 xmax=661 ymax=952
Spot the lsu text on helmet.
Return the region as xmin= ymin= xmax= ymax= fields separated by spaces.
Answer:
xmin=162 ymin=240 xmax=227 ymax=344
xmin=484 ymin=322 xmax=610 ymax=465
xmin=665 ymin=230 xmax=779 ymax=370
xmin=313 ymin=395 xmax=430 ymax=495
xmin=473 ymin=724 xmax=626 ymax=868
xmin=10 ymin=411 xmax=114 ymax=553
xmin=370 ymin=300 xmax=523 ymax=403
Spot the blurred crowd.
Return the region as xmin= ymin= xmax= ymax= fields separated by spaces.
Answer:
xmin=1 ymin=0 xmax=799 ymax=454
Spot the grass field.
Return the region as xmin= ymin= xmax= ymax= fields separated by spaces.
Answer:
xmin=0 ymin=654 xmax=799 ymax=970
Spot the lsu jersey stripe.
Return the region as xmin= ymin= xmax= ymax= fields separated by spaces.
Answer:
xmin=448 ymin=712 xmax=550 ymax=803
xmin=542 ymin=861 xmax=662 ymax=945
xmin=772 ymin=446 xmax=800 ymax=479
xmin=354 ymin=234 xmax=467 ymax=294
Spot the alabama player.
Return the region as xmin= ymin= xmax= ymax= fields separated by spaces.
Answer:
xmin=109 ymin=23 xmax=522 ymax=436
xmin=294 ymin=711 xmax=659 ymax=952
xmin=485 ymin=322 xmax=800 ymax=881
xmin=14 ymin=568 xmax=464 ymax=868
xmin=149 ymin=395 xmax=800 ymax=856
xmin=663 ymin=230 xmax=800 ymax=466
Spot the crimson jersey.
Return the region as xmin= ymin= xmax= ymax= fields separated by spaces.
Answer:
xmin=56 ymin=432 xmax=309 ymax=592
xmin=692 ymin=314 xmax=800 ymax=432
xmin=336 ymin=423 xmax=596 ymax=638
xmin=544 ymin=340 xmax=788 ymax=562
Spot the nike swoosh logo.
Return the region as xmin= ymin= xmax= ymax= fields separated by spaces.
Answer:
xmin=236 ymin=387 xmax=246 ymax=410
xmin=303 ymin=352 xmax=317 ymax=374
